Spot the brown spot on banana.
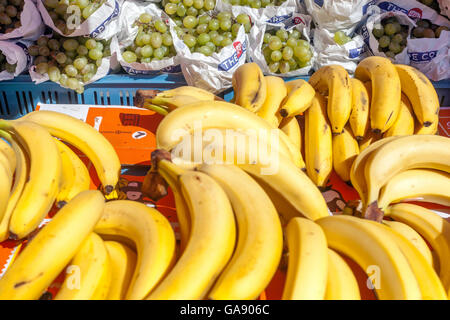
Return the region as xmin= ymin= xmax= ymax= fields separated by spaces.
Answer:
xmin=250 ymin=73 xmax=264 ymax=107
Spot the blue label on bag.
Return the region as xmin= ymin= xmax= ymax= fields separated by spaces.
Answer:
xmin=349 ymin=46 xmax=366 ymax=59
xmin=408 ymin=51 xmax=437 ymax=62
xmin=362 ymin=0 xmax=377 ymax=14
xmin=90 ymin=0 xmax=120 ymax=38
xmin=378 ymin=1 xmax=423 ymax=19
xmin=314 ymin=0 xmax=324 ymax=7
xmin=266 ymin=13 xmax=293 ymax=24
xmin=15 ymin=41 xmax=32 ymax=68
xmin=282 ymin=16 xmax=307 ymax=29
xmin=123 ymin=64 xmax=182 ymax=75
xmin=218 ymin=39 xmax=247 ymax=72
xmin=361 ymin=25 xmax=370 ymax=45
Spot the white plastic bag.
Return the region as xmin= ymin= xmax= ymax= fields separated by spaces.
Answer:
xmin=113 ymin=0 xmax=180 ymax=75
xmin=37 ymin=0 xmax=122 ymax=40
xmin=0 ymin=0 xmax=45 ymax=41
xmin=438 ymin=0 xmax=450 ymax=19
xmin=313 ymin=28 xmax=369 ymax=73
xmin=359 ymin=11 xmax=416 ymax=64
xmin=0 ymin=40 xmax=33 ymax=81
xmin=375 ymin=0 xmax=450 ymax=24
xmin=303 ymin=0 xmax=375 ymax=33
xmin=248 ymin=12 xmax=315 ymax=76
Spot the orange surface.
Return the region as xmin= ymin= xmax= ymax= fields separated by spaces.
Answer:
xmin=0 ymin=105 xmax=449 ymax=300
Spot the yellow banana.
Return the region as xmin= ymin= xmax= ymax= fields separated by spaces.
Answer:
xmin=367 ymin=219 xmax=447 ymax=300
xmin=0 ymin=120 xmax=62 ymax=240
xmin=0 ymin=137 xmax=16 ymax=173
xmin=378 ymin=169 xmax=450 ymax=210
xmin=280 ymin=116 xmax=301 ymax=151
xmin=199 ymin=164 xmax=283 ymax=300
xmin=279 ymin=79 xmax=316 ymax=118
xmin=257 ymin=76 xmax=286 ymax=127
xmin=415 ymin=118 xmax=438 ymax=135
xmin=316 ymin=215 xmax=422 ymax=300
xmin=384 ymin=94 xmax=415 ymax=137
xmin=325 ymin=248 xmax=361 ymax=300
xmin=21 ymin=110 xmax=121 ymax=195
xmin=94 ymin=200 xmax=176 ymax=300
xmin=332 ymin=125 xmax=359 ymax=182
xmin=0 ymin=134 xmax=27 ymax=242
xmin=232 ymin=62 xmax=267 ymax=112
xmin=382 ymin=220 xmax=433 ymax=268
xmin=364 ymin=135 xmax=450 ymax=209
xmin=395 ymin=64 xmax=440 ymax=128
xmin=55 ymin=233 xmax=112 ymax=300
xmin=105 ymin=241 xmax=137 ymax=300
xmin=385 ymin=203 xmax=450 ymax=292
xmin=148 ymin=171 xmax=236 ymax=300
xmin=0 ymin=190 xmax=105 ymax=300
xmin=282 ymin=217 xmax=328 ymax=300
xmin=308 ymin=65 xmax=352 ymax=134
xmin=355 ymin=56 xmax=402 ymax=134
xmin=358 ymin=130 xmax=382 ymax=152
xmin=54 ymin=139 xmax=91 ymax=207
xmin=304 ymin=92 xmax=333 ymax=187
xmin=349 ymin=78 xmax=370 ymax=141
xmin=0 ymin=160 xmax=11 ymax=226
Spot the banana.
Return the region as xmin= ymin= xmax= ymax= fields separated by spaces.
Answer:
xmin=358 ymin=130 xmax=382 ymax=152
xmin=415 ymin=118 xmax=438 ymax=135
xmin=395 ymin=64 xmax=440 ymax=128
xmin=308 ymin=65 xmax=352 ymax=134
xmin=350 ymin=136 xmax=398 ymax=204
xmin=156 ymin=158 xmax=190 ymax=253
xmin=55 ymin=233 xmax=112 ymax=300
xmin=54 ymin=139 xmax=91 ymax=207
xmin=382 ymin=220 xmax=433 ymax=268
xmin=104 ymin=241 xmax=137 ymax=300
xmin=94 ymin=200 xmax=176 ymax=300
xmin=198 ymin=164 xmax=283 ymax=300
xmin=367 ymin=219 xmax=447 ymax=300
xmin=332 ymin=125 xmax=359 ymax=182
xmin=0 ymin=134 xmax=27 ymax=242
xmin=349 ymin=78 xmax=370 ymax=141
xmin=0 ymin=158 xmax=12 ymax=225
xmin=279 ymin=79 xmax=316 ymax=118
xmin=378 ymin=169 xmax=450 ymax=210
xmin=21 ymin=110 xmax=121 ymax=195
xmin=148 ymin=171 xmax=236 ymax=300
xmin=316 ymin=215 xmax=422 ymax=300
xmin=155 ymin=100 xmax=303 ymax=167
xmin=282 ymin=217 xmax=328 ymax=300
xmin=256 ymin=76 xmax=286 ymax=127
xmin=384 ymin=94 xmax=415 ymax=137
xmin=0 ymin=190 xmax=105 ymax=300
xmin=355 ymin=56 xmax=402 ymax=134
xmin=232 ymin=62 xmax=267 ymax=112
xmin=385 ymin=203 xmax=450 ymax=292
xmin=324 ymin=248 xmax=361 ymax=300
xmin=304 ymin=92 xmax=333 ymax=187
xmin=364 ymin=135 xmax=450 ymax=209
xmin=280 ymin=116 xmax=301 ymax=151
xmin=0 ymin=137 xmax=16 ymax=173
xmin=0 ymin=120 xmax=62 ymax=240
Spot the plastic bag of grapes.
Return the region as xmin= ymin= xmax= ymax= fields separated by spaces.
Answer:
xmin=0 ymin=0 xmax=45 ymax=41
xmin=248 ymin=12 xmax=315 ymax=76
xmin=313 ymin=28 xmax=369 ymax=73
xmin=37 ymin=0 xmax=122 ymax=40
xmin=303 ymin=0 xmax=374 ymax=34
xmin=28 ymin=33 xmax=117 ymax=94
xmin=114 ymin=1 xmax=180 ymax=75
xmin=0 ymin=39 xmax=32 ymax=80
xmin=359 ymin=11 xmax=416 ymax=63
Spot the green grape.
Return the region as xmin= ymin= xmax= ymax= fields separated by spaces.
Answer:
xmin=34 ymin=56 xmax=48 ymax=66
xmin=183 ymin=15 xmax=198 ymax=28
xmin=76 ymin=86 xmax=85 ymax=95
xmin=66 ymin=50 xmax=77 ymax=59
xmin=176 ymin=4 xmax=186 ymax=17
xmin=389 ymin=41 xmax=402 ymax=54
xmin=261 ymin=0 xmax=271 ymax=6
xmin=81 ymin=63 xmax=95 ymax=75
xmin=162 ymin=33 xmax=173 ymax=46
xmin=297 ymin=39 xmax=309 ymax=48
xmin=198 ymin=45 xmax=212 ymax=56
xmin=268 ymin=36 xmax=282 ymax=51
xmin=44 ymin=0 xmax=58 ymax=8
xmin=96 ymin=59 xmax=103 ymax=67
xmin=237 ymin=14 xmax=250 ymax=25
xmin=155 ymin=20 xmax=168 ymax=33
xmin=212 ymin=34 xmax=224 ymax=46
xmin=85 ymin=39 xmax=97 ymax=50
xmin=82 ymin=4 xmax=96 ymax=19
xmin=77 ymin=0 xmax=90 ymax=9
xmin=392 ymin=33 xmax=403 ymax=43
xmin=48 ymin=66 xmax=61 ymax=82
xmin=174 ymin=18 xmax=183 ymax=27
xmin=38 ymin=46 xmax=50 ymax=57
xmin=37 ymin=36 xmax=49 ymax=47
xmin=268 ymin=62 xmax=279 ymax=73
xmin=384 ymin=23 xmax=397 ymax=36
xmin=95 ymin=42 xmax=104 ymax=52
xmin=170 ymin=0 xmax=181 ymax=3
xmin=134 ymin=47 xmax=142 ymax=58
xmin=59 ymin=74 xmax=68 ymax=86
xmin=271 ymin=50 xmax=282 ymax=62
xmin=88 ymin=48 xmax=103 ymax=60
xmin=263 ymin=33 xmax=271 ymax=44
xmin=139 ymin=13 xmax=152 ymax=24
xmin=282 ymin=46 xmax=293 ymax=60
xmin=74 ymin=56 xmax=88 ymax=70
xmin=205 ymin=41 xmax=216 ymax=52
xmin=141 ymin=57 xmax=152 ymax=64
xmin=183 ymin=0 xmax=194 ymax=6
xmin=208 ymin=30 xmax=219 ymax=39
xmin=221 ymin=37 xmax=232 ymax=47
xmin=279 ymin=61 xmax=290 ymax=73
xmin=209 ymin=19 xmax=219 ymax=31
xmin=196 ymin=23 xmax=208 ymax=34
xmin=28 ymin=45 xmax=40 ymax=56
xmin=67 ymin=78 xmax=79 ymax=90
xmin=286 ymin=38 xmax=297 ymax=48
xmin=276 ymin=29 xmax=289 ymax=42
xmin=165 ymin=3 xmax=178 ymax=15
xmin=290 ymin=30 xmax=301 ymax=39
xmin=186 ymin=7 xmax=198 ymax=16
xmin=230 ymin=0 xmax=240 ymax=4
xmin=378 ymin=35 xmax=390 ymax=48
xmin=231 ymin=23 xmax=241 ymax=36
xmin=250 ymin=0 xmax=262 ymax=8
xmin=150 ymin=33 xmax=163 ymax=48
xmin=372 ymin=24 xmax=384 ymax=38
xmin=217 ymin=12 xmax=231 ymax=21
xmin=183 ymin=34 xmax=197 ymax=48
xmin=55 ymin=52 xmax=67 ymax=64
xmin=220 ymin=19 xmax=231 ymax=31
xmin=244 ymin=22 xmax=251 ymax=33
xmin=193 ymin=0 xmax=204 ymax=9
xmin=47 ymin=39 xmax=60 ymax=51
xmin=204 ymin=0 xmax=215 ymax=10
xmin=197 ymin=33 xmax=210 ymax=45
xmin=65 ymin=64 xmax=78 ymax=77
xmin=153 ymin=47 xmax=165 ymax=59
xmin=199 ymin=15 xmax=211 ymax=25
xmin=77 ymin=45 xmax=88 ymax=56
xmin=141 ymin=45 xmax=153 ymax=58
xmin=223 ymin=31 xmax=232 ymax=39
xmin=294 ymin=45 xmax=309 ymax=61
xmin=63 ymin=39 xmax=79 ymax=51
xmin=141 ymin=33 xmax=152 ymax=46
xmin=287 ymin=58 xmax=297 ymax=70
xmin=36 ymin=62 xmax=49 ymax=75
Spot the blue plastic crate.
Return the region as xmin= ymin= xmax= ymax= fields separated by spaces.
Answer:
xmin=0 ymin=74 xmax=449 ymax=120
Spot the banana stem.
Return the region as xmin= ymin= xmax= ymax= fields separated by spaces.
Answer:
xmin=0 ymin=119 xmax=11 ymax=131
xmin=142 ymin=104 xmax=169 ymax=116
xmin=0 ymin=129 xmax=13 ymax=142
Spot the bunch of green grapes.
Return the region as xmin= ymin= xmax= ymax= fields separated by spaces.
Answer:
xmin=28 ymin=34 xmax=111 ymax=94
xmin=372 ymin=16 xmax=408 ymax=59
xmin=0 ymin=0 xmax=24 ymax=34
xmin=262 ymin=28 xmax=312 ymax=74
xmin=174 ymin=11 xmax=251 ymax=56
xmin=0 ymin=51 xmax=16 ymax=73
xmin=221 ymin=0 xmax=286 ymax=9
xmin=333 ymin=31 xmax=352 ymax=45
xmin=162 ymin=0 xmax=215 ymax=27
xmin=411 ymin=19 xmax=449 ymax=39
xmin=43 ymin=0 xmax=107 ymax=35
xmin=122 ymin=13 xmax=176 ymax=64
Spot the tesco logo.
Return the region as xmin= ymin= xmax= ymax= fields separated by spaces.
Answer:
xmin=408 ymin=8 xmax=423 ymax=19
xmin=408 ymin=50 xmax=438 ymax=62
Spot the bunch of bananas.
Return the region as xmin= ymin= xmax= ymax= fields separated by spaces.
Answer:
xmin=0 ymin=111 xmax=121 ymax=241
